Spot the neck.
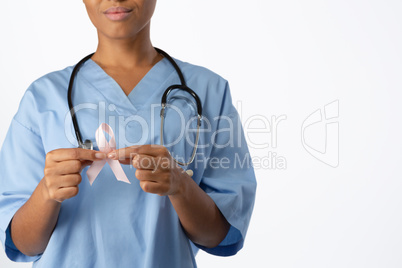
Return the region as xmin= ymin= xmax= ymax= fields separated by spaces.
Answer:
xmin=91 ymin=24 xmax=161 ymax=70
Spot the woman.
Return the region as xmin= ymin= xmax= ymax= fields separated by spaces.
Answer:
xmin=0 ymin=0 xmax=256 ymax=267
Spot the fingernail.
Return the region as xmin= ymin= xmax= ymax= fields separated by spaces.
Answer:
xmin=95 ymin=153 xmax=106 ymax=159
xmin=108 ymin=152 xmax=116 ymax=159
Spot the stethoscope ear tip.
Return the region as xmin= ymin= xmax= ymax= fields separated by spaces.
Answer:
xmin=185 ymin=169 xmax=194 ymax=177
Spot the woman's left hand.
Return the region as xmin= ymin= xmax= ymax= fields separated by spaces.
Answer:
xmin=107 ymin=145 xmax=188 ymax=196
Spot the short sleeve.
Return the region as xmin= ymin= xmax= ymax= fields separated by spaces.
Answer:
xmin=195 ymin=82 xmax=257 ymax=256
xmin=0 ymin=90 xmax=45 ymax=262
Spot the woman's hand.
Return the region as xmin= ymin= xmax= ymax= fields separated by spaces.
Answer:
xmin=42 ymin=148 xmax=106 ymax=203
xmin=108 ymin=145 xmax=188 ymax=196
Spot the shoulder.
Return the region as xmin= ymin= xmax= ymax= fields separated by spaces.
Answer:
xmin=13 ymin=65 xmax=74 ymax=132
xmin=172 ymin=57 xmax=229 ymax=91
xmin=27 ymin=65 xmax=74 ymax=97
xmin=17 ymin=65 xmax=73 ymax=114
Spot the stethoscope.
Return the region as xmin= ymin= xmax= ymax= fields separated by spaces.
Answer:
xmin=68 ymin=47 xmax=202 ymax=166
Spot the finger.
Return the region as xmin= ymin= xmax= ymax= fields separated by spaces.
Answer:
xmin=59 ymin=174 xmax=82 ymax=187
xmin=107 ymin=145 xmax=141 ymax=162
xmin=139 ymin=181 xmax=167 ymax=195
xmin=133 ymin=154 xmax=172 ymax=171
xmin=118 ymin=159 xmax=132 ymax=165
xmin=52 ymin=186 xmax=79 ymax=202
xmin=135 ymin=169 xmax=161 ymax=181
xmin=49 ymin=148 xmax=106 ymax=162
xmin=108 ymin=144 xmax=168 ymax=160
xmin=132 ymin=155 xmax=157 ymax=170
xmin=80 ymin=160 xmax=93 ymax=170
xmin=54 ymin=160 xmax=83 ymax=175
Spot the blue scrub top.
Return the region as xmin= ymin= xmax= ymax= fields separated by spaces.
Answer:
xmin=0 ymin=55 xmax=257 ymax=267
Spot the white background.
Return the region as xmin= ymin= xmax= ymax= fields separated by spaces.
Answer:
xmin=1 ymin=0 xmax=401 ymax=267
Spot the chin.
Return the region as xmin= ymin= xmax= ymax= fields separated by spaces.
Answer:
xmin=99 ymin=27 xmax=137 ymax=40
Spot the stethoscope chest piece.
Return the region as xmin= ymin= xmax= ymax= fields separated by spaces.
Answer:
xmin=79 ymin=139 xmax=93 ymax=150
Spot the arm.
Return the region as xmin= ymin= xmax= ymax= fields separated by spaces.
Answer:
xmin=168 ymin=172 xmax=230 ymax=248
xmin=11 ymin=180 xmax=61 ymax=256
xmin=10 ymin=148 xmax=106 ymax=256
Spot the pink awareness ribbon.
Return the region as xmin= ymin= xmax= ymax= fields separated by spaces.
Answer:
xmin=86 ymin=123 xmax=131 ymax=185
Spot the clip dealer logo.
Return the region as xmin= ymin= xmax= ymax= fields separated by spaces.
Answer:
xmin=301 ymin=100 xmax=339 ymax=168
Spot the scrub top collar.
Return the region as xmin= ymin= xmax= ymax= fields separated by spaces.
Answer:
xmin=76 ymin=56 xmax=177 ymax=115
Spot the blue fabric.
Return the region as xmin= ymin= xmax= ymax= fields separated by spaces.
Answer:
xmin=0 ymin=56 xmax=257 ymax=267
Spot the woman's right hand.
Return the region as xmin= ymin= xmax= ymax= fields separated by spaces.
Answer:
xmin=42 ymin=148 xmax=106 ymax=203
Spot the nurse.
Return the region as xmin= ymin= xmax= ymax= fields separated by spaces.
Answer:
xmin=0 ymin=0 xmax=256 ymax=267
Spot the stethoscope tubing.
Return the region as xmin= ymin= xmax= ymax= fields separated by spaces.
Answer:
xmin=68 ymin=48 xmax=202 ymax=166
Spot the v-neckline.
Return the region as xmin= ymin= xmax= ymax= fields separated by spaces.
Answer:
xmin=78 ymin=55 xmax=176 ymax=116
